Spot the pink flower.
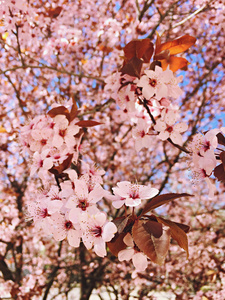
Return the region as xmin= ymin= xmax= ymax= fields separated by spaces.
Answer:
xmin=66 ymin=179 xmax=104 ymax=221
xmin=52 ymin=115 xmax=79 ymax=148
xmin=154 ymin=119 xmax=188 ymax=145
xmin=112 ymin=181 xmax=158 ymax=207
xmin=136 ymin=66 xmax=170 ymax=100
xmin=132 ymin=119 xmax=152 ymax=151
xmin=80 ymin=212 xmax=117 ymax=257
xmin=118 ymin=233 xmax=148 ymax=271
xmin=51 ymin=212 xmax=81 ymax=247
xmin=27 ymin=197 xmax=63 ymax=234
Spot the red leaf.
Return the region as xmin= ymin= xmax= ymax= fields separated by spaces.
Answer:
xmin=142 ymin=220 xmax=163 ymax=238
xmin=156 ymin=35 xmax=196 ymax=56
xmin=75 ymin=120 xmax=102 ymax=127
xmin=48 ymin=106 xmax=70 ymax=121
xmin=156 ymin=216 xmax=189 ymax=258
xmin=120 ymin=57 xmax=143 ymax=78
xmin=132 ymin=219 xmax=171 ymax=265
xmin=214 ymin=164 xmax=225 ymax=183
xmin=70 ymin=101 xmax=79 ymax=121
xmin=49 ymin=154 xmax=73 ymax=175
xmin=217 ymin=133 xmax=225 ymax=146
xmin=47 ymin=6 xmax=63 ymax=18
xmin=123 ymin=39 xmax=154 ymax=63
xmin=107 ymin=232 xmax=127 ymax=256
xmin=140 ymin=193 xmax=192 ymax=216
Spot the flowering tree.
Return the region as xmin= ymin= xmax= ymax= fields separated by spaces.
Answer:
xmin=0 ymin=0 xmax=225 ymax=299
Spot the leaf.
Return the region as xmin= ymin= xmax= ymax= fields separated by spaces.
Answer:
xmin=48 ymin=106 xmax=70 ymax=121
xmin=111 ymin=216 xmax=131 ymax=234
xmin=154 ymin=49 xmax=170 ymax=61
xmin=132 ymin=219 xmax=171 ymax=265
xmin=107 ymin=232 xmax=127 ymax=256
xmin=47 ymin=6 xmax=63 ymax=18
xmin=160 ymin=56 xmax=189 ymax=72
xmin=156 ymin=216 xmax=189 ymax=258
xmin=49 ymin=154 xmax=73 ymax=175
xmin=156 ymin=35 xmax=196 ymax=56
xmin=70 ymin=102 xmax=79 ymax=121
xmin=214 ymin=164 xmax=225 ymax=183
xmin=142 ymin=220 xmax=163 ymax=238
xmin=0 ymin=126 xmax=7 ymax=133
xmin=214 ymin=151 xmax=225 ymax=183
xmin=75 ymin=120 xmax=102 ymax=127
xmin=123 ymin=39 xmax=154 ymax=63
xmin=140 ymin=193 xmax=192 ymax=216
xmin=120 ymin=57 xmax=143 ymax=78
xmin=217 ymin=132 xmax=225 ymax=146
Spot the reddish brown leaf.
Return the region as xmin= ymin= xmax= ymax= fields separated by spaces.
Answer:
xmin=49 ymin=154 xmax=73 ymax=175
xmin=123 ymin=39 xmax=154 ymax=63
xmin=111 ymin=216 xmax=131 ymax=234
xmin=156 ymin=35 xmax=196 ymax=55
xmin=48 ymin=6 xmax=63 ymax=18
xmin=156 ymin=216 xmax=189 ymax=258
xmin=220 ymin=150 xmax=225 ymax=165
xmin=217 ymin=133 xmax=225 ymax=146
xmin=120 ymin=57 xmax=143 ymax=78
xmin=132 ymin=219 xmax=171 ymax=265
xmin=70 ymin=102 xmax=79 ymax=121
xmin=48 ymin=106 xmax=70 ymax=121
xmin=107 ymin=232 xmax=127 ymax=256
xmin=75 ymin=120 xmax=102 ymax=127
xmin=173 ymin=221 xmax=190 ymax=233
xmin=140 ymin=193 xmax=192 ymax=216
xmin=154 ymin=49 xmax=170 ymax=61
xmin=142 ymin=220 xmax=163 ymax=238
xmin=214 ymin=162 xmax=225 ymax=183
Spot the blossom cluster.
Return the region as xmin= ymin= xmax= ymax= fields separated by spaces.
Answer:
xmin=20 ymin=112 xmax=82 ymax=180
xmin=27 ymin=165 xmax=159 ymax=267
xmin=105 ymin=65 xmax=188 ymax=151
xmin=188 ymin=128 xmax=225 ymax=197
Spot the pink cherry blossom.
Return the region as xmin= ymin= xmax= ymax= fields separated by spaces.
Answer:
xmin=118 ymin=233 xmax=148 ymax=271
xmin=80 ymin=212 xmax=117 ymax=257
xmin=154 ymin=119 xmax=188 ymax=145
xmin=112 ymin=181 xmax=158 ymax=207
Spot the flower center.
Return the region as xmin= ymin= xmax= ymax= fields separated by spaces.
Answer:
xmin=78 ymin=199 xmax=89 ymax=211
xmin=65 ymin=221 xmax=73 ymax=230
xmin=90 ymin=226 xmax=102 ymax=237
xmin=149 ymin=78 xmax=157 ymax=87
xmin=166 ymin=126 xmax=173 ymax=133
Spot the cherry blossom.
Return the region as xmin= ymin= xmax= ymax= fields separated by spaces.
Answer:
xmin=118 ymin=233 xmax=148 ymax=271
xmin=112 ymin=181 xmax=158 ymax=207
xmin=80 ymin=212 xmax=117 ymax=257
xmin=154 ymin=119 xmax=188 ymax=145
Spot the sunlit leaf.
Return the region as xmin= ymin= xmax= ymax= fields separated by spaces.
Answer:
xmin=0 ymin=126 xmax=7 ymax=133
xmin=160 ymin=56 xmax=189 ymax=72
xmin=156 ymin=216 xmax=189 ymax=258
xmin=157 ymin=35 xmax=196 ymax=55
xmin=132 ymin=219 xmax=171 ymax=265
